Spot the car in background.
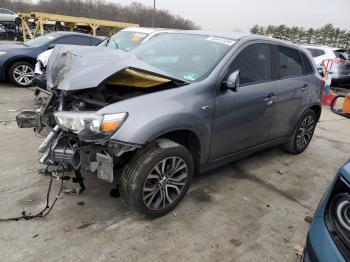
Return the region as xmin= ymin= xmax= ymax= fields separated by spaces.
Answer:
xmin=303 ymin=45 xmax=350 ymax=87
xmin=17 ymin=31 xmax=322 ymax=217
xmin=0 ymin=31 xmax=103 ymax=87
xmin=0 ymin=8 xmax=20 ymax=24
xmin=98 ymin=27 xmax=175 ymax=51
xmin=35 ymin=27 xmax=174 ymax=78
xmin=303 ymin=160 xmax=350 ymax=262
xmin=303 ymin=45 xmax=345 ymax=65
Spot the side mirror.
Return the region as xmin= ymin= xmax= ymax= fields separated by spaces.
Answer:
xmin=223 ymin=70 xmax=240 ymax=91
xmin=47 ymin=44 xmax=56 ymax=50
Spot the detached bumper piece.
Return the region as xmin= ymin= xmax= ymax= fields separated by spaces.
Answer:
xmin=16 ymin=109 xmax=38 ymax=128
xmin=96 ymin=153 xmax=113 ymax=183
xmin=33 ymin=74 xmax=47 ymax=90
xmin=39 ymin=126 xmax=140 ymax=184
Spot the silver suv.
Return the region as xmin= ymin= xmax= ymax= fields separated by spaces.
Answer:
xmin=18 ymin=31 xmax=322 ymax=218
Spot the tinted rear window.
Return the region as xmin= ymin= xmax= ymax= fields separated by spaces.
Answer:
xmin=306 ymin=48 xmax=325 ymax=58
xmin=277 ymin=46 xmax=303 ymax=78
xmin=54 ymin=36 xmax=93 ymax=46
xmin=300 ymin=52 xmax=314 ymax=74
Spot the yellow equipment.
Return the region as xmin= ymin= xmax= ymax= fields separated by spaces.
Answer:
xmin=19 ymin=12 xmax=139 ymax=41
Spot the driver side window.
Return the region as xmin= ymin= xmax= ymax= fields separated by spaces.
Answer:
xmin=229 ymin=43 xmax=272 ymax=86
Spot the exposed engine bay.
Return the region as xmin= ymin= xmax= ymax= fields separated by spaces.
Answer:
xmin=17 ymin=79 xmax=180 ymax=185
xmin=16 ymin=45 xmax=185 ymax=187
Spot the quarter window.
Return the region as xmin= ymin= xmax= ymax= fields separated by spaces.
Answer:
xmin=277 ymin=46 xmax=303 ymax=78
xmin=306 ymin=48 xmax=325 ymax=58
xmin=230 ymin=43 xmax=272 ymax=85
xmin=300 ymin=52 xmax=314 ymax=75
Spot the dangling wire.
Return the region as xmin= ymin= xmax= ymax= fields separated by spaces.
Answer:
xmin=1 ymin=144 xmax=68 ymax=222
xmin=0 ymin=165 xmax=65 ymax=222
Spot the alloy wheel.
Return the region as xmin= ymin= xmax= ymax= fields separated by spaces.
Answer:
xmin=143 ymin=157 xmax=188 ymax=210
xmin=296 ymin=115 xmax=315 ymax=150
xmin=13 ymin=64 xmax=34 ymax=86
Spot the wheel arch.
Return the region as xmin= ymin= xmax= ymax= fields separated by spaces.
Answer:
xmin=156 ymin=129 xmax=201 ymax=172
xmin=309 ymin=104 xmax=322 ymax=121
xmin=4 ymin=56 xmax=36 ymax=79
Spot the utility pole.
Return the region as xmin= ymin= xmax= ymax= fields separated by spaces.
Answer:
xmin=152 ymin=0 xmax=156 ymax=28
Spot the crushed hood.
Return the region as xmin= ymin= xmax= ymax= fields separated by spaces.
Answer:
xmin=46 ymin=45 xmax=185 ymax=91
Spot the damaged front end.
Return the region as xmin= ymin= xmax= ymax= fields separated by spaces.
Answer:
xmin=17 ymin=45 xmax=185 ymax=185
xmin=38 ymin=124 xmax=140 ymax=183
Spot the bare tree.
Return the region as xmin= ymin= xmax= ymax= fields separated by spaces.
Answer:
xmin=1 ymin=0 xmax=199 ymax=30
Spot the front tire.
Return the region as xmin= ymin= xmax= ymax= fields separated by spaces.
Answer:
xmin=8 ymin=61 xmax=35 ymax=87
xmin=282 ymin=109 xmax=317 ymax=154
xmin=120 ymin=139 xmax=194 ymax=218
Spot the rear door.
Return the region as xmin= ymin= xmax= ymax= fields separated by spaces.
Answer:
xmin=269 ymin=45 xmax=311 ymax=139
xmin=210 ymin=43 xmax=277 ymax=160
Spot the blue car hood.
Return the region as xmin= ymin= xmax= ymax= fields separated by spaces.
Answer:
xmin=0 ymin=43 xmax=27 ymax=52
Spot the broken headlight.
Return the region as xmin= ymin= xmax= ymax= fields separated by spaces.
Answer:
xmin=54 ymin=111 xmax=127 ymax=141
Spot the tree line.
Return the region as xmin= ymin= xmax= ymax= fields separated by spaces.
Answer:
xmin=250 ymin=24 xmax=350 ymax=49
xmin=2 ymin=0 xmax=199 ymax=30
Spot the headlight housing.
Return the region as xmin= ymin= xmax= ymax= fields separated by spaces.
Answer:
xmin=54 ymin=111 xmax=127 ymax=141
xmin=0 ymin=52 xmax=7 ymax=56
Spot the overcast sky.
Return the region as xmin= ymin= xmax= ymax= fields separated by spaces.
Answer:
xmin=108 ymin=0 xmax=349 ymax=32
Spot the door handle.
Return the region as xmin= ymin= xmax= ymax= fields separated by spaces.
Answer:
xmin=201 ymin=106 xmax=211 ymax=111
xmin=264 ymin=93 xmax=277 ymax=101
xmin=301 ymin=84 xmax=309 ymax=91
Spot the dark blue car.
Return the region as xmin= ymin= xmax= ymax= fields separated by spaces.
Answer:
xmin=304 ymin=159 xmax=350 ymax=262
xmin=0 ymin=32 xmax=102 ymax=87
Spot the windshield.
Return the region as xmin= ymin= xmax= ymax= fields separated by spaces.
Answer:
xmin=130 ymin=33 xmax=236 ymax=82
xmin=25 ymin=34 xmax=57 ymax=47
xmin=98 ymin=31 xmax=148 ymax=51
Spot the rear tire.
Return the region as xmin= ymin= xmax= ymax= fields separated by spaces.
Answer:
xmin=8 ymin=61 xmax=35 ymax=87
xmin=282 ymin=109 xmax=317 ymax=154
xmin=120 ymin=139 xmax=194 ymax=218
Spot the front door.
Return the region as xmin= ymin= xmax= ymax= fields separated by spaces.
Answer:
xmin=210 ymin=43 xmax=277 ymax=160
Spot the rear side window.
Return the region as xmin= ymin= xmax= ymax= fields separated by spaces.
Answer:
xmin=230 ymin=43 xmax=272 ymax=85
xmin=91 ymin=38 xmax=103 ymax=46
xmin=306 ymin=48 xmax=325 ymax=58
xmin=54 ymin=36 xmax=93 ymax=46
xmin=277 ymin=46 xmax=303 ymax=78
xmin=300 ymin=52 xmax=314 ymax=74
